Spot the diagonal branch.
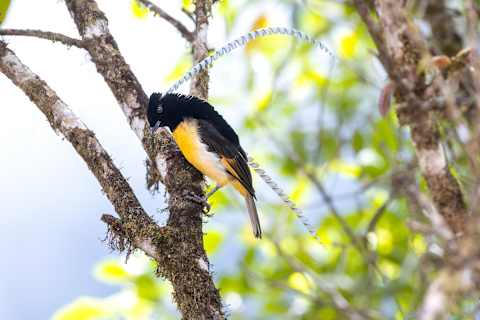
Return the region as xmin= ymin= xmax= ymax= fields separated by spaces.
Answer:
xmin=63 ymin=0 xmax=223 ymax=318
xmin=0 ymin=29 xmax=85 ymax=48
xmin=136 ymin=0 xmax=194 ymax=42
xmin=0 ymin=40 xmax=160 ymax=259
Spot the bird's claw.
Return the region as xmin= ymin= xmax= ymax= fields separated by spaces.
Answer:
xmin=203 ymin=208 xmax=214 ymax=217
xmin=185 ymin=191 xmax=211 ymax=214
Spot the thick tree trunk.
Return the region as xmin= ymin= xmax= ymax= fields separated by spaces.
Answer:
xmin=64 ymin=0 xmax=224 ymax=317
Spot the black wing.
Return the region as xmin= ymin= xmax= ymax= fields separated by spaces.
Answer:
xmin=197 ymin=119 xmax=255 ymax=197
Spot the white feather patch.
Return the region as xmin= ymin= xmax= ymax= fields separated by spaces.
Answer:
xmin=198 ymin=140 xmax=228 ymax=177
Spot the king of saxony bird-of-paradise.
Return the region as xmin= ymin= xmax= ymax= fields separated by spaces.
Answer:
xmin=147 ymin=93 xmax=262 ymax=238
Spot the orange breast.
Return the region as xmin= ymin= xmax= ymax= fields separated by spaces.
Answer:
xmin=172 ymin=119 xmax=230 ymax=186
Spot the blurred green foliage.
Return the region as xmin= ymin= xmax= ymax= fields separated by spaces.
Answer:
xmin=55 ymin=0 xmax=470 ymax=319
xmin=131 ymin=0 xmax=149 ymax=19
xmin=54 ymin=255 xmax=177 ymax=320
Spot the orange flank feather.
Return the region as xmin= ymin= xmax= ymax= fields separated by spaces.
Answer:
xmin=220 ymin=158 xmax=250 ymax=196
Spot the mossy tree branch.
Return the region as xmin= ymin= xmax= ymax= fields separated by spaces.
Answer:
xmin=0 ymin=41 xmax=162 ymax=260
xmin=63 ymin=0 xmax=223 ymax=318
xmin=0 ymin=28 xmax=85 ymax=48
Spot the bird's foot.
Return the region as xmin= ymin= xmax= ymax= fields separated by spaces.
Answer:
xmin=185 ymin=191 xmax=212 ymax=215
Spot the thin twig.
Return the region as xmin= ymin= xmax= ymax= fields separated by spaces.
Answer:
xmin=0 ymin=29 xmax=85 ymax=48
xmin=136 ymin=0 xmax=194 ymax=42
xmin=366 ymin=195 xmax=393 ymax=234
xmin=303 ymin=170 xmax=364 ymax=250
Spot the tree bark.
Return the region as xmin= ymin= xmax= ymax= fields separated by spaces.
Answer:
xmin=353 ymin=0 xmax=467 ymax=235
xmin=424 ymin=0 xmax=463 ymax=56
xmin=352 ymin=2 xmax=480 ymax=318
xmin=63 ymin=0 xmax=223 ymax=318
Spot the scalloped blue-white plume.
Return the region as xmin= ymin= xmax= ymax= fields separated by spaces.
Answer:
xmin=167 ymin=27 xmax=335 ymax=94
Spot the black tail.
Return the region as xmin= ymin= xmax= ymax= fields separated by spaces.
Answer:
xmin=245 ymin=195 xmax=262 ymax=238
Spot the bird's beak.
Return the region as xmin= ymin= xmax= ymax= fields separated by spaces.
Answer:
xmin=150 ymin=121 xmax=161 ymax=134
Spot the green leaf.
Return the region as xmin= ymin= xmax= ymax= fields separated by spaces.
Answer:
xmin=165 ymin=55 xmax=192 ymax=82
xmin=288 ymin=272 xmax=312 ymax=294
xmin=329 ymin=159 xmax=362 ymax=178
xmin=339 ymin=31 xmax=359 ymax=59
xmin=254 ymin=91 xmax=272 ymax=112
xmin=0 ymin=0 xmax=11 ymax=24
xmin=217 ymin=0 xmax=237 ymax=31
xmin=134 ymin=274 xmax=163 ymax=301
xmin=94 ymin=259 xmax=130 ymax=284
xmin=204 ymin=230 xmax=224 ymax=254
xmin=289 ymin=176 xmax=309 ymax=204
xmin=131 ymin=0 xmax=149 ymax=19
xmin=52 ymin=298 xmax=108 ymax=320
xmin=182 ymin=0 xmax=194 ymax=12
xmin=352 ymin=130 xmax=364 ymax=153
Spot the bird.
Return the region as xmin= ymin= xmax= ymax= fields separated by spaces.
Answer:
xmin=147 ymin=92 xmax=262 ymax=238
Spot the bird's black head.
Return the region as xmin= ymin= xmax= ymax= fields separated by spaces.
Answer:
xmin=148 ymin=92 xmax=196 ymax=132
xmin=147 ymin=92 xmax=164 ymax=132
xmin=147 ymin=92 xmax=211 ymax=132
xmin=147 ymin=93 xmax=239 ymax=145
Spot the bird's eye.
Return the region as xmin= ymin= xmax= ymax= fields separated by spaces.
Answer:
xmin=157 ymin=105 xmax=163 ymax=113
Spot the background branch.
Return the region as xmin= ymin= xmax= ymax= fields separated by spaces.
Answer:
xmin=136 ymin=0 xmax=194 ymax=42
xmin=353 ymin=0 xmax=467 ymax=235
xmin=352 ymin=0 xmax=480 ymax=317
xmin=0 ymin=28 xmax=85 ymax=48
xmin=423 ymin=0 xmax=463 ymax=56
